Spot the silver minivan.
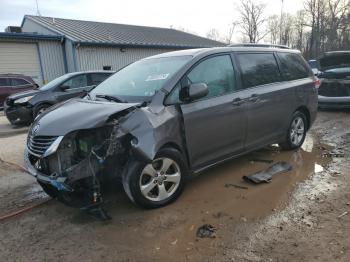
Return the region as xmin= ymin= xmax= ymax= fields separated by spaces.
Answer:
xmin=24 ymin=46 xmax=318 ymax=210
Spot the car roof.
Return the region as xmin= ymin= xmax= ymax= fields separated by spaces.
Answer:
xmin=322 ymin=51 xmax=350 ymax=57
xmin=62 ymin=70 xmax=115 ymax=78
xmin=0 ymin=73 xmax=33 ymax=77
xmin=147 ymin=46 xmax=301 ymax=59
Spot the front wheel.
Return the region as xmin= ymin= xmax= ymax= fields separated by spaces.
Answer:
xmin=33 ymin=103 xmax=51 ymax=119
xmin=122 ymin=148 xmax=188 ymax=208
xmin=280 ymin=111 xmax=307 ymax=150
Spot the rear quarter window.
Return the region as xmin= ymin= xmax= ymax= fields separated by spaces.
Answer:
xmin=11 ymin=78 xmax=31 ymax=87
xmin=278 ymin=53 xmax=311 ymax=80
xmin=90 ymin=73 xmax=111 ymax=85
xmin=237 ymin=53 xmax=282 ymax=88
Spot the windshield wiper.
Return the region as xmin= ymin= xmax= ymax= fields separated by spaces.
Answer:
xmin=95 ymin=94 xmax=125 ymax=103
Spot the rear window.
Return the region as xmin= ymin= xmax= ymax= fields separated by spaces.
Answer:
xmin=11 ymin=78 xmax=30 ymax=87
xmin=237 ymin=53 xmax=282 ymax=88
xmin=320 ymin=53 xmax=350 ymax=69
xmin=278 ymin=53 xmax=311 ymax=80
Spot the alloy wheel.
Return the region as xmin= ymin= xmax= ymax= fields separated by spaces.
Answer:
xmin=290 ymin=116 xmax=305 ymax=146
xmin=139 ymin=157 xmax=181 ymax=202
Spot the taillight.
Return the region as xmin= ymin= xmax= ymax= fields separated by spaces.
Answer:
xmin=313 ymin=78 xmax=321 ymax=89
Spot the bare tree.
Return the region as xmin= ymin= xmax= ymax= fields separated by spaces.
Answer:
xmin=223 ymin=22 xmax=238 ymax=45
xmin=237 ymin=0 xmax=268 ymax=43
xmin=281 ymin=13 xmax=295 ymax=46
xmin=267 ymin=15 xmax=280 ymax=44
xmin=293 ymin=10 xmax=307 ymax=51
xmin=326 ymin=0 xmax=350 ymax=49
xmin=206 ymin=28 xmax=220 ymax=41
xmin=303 ymin=0 xmax=350 ymax=58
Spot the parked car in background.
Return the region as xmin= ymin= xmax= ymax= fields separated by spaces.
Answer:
xmin=4 ymin=71 xmax=114 ymax=125
xmin=24 ymin=46 xmax=318 ymax=210
xmin=317 ymin=51 xmax=350 ymax=109
xmin=0 ymin=74 xmax=38 ymax=109
xmin=308 ymin=59 xmax=320 ymax=76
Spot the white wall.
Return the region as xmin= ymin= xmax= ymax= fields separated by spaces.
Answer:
xmin=76 ymin=46 xmax=177 ymax=71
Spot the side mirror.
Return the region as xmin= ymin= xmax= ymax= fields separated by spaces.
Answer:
xmin=180 ymin=83 xmax=208 ymax=102
xmin=60 ymin=85 xmax=70 ymax=91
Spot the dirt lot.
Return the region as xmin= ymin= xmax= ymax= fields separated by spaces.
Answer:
xmin=0 ymin=111 xmax=349 ymax=261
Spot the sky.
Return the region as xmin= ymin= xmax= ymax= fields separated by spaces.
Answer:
xmin=0 ymin=0 xmax=304 ymax=38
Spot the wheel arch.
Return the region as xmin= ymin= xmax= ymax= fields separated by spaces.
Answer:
xmin=158 ymin=141 xmax=191 ymax=171
xmin=295 ymin=106 xmax=310 ymax=130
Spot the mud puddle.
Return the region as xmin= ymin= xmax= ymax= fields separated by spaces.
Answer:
xmin=68 ymin=132 xmax=332 ymax=260
xmin=0 ymin=127 xmax=337 ymax=261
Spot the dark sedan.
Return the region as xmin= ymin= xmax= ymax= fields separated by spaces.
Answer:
xmin=4 ymin=71 xmax=114 ymax=125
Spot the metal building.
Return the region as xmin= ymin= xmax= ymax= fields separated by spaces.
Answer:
xmin=0 ymin=15 xmax=224 ymax=85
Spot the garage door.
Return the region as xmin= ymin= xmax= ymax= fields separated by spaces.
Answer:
xmin=0 ymin=42 xmax=42 ymax=85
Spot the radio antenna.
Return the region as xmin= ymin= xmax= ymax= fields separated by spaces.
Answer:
xmin=35 ymin=0 xmax=41 ymax=16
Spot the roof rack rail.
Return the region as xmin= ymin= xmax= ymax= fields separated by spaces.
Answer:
xmin=229 ymin=43 xmax=290 ymax=49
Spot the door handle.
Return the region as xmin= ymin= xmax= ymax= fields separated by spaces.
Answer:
xmin=248 ymin=94 xmax=260 ymax=103
xmin=232 ymin=98 xmax=244 ymax=106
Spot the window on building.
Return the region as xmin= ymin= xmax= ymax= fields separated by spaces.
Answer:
xmin=103 ymin=66 xmax=112 ymax=70
xmin=278 ymin=53 xmax=311 ymax=80
xmin=237 ymin=53 xmax=282 ymax=88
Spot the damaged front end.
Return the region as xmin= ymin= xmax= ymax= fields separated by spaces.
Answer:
xmin=24 ymin=98 xmax=185 ymax=216
xmin=25 ymin=121 xmax=131 ymax=209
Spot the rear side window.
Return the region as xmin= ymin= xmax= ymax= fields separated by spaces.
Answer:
xmin=62 ymin=74 xmax=88 ymax=89
xmin=187 ymin=55 xmax=236 ymax=98
xmin=237 ymin=53 xmax=282 ymax=88
xmin=90 ymin=73 xmax=110 ymax=86
xmin=278 ymin=53 xmax=310 ymax=80
xmin=0 ymin=78 xmax=8 ymax=87
xmin=11 ymin=78 xmax=30 ymax=87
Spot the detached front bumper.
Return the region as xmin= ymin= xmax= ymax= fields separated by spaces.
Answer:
xmin=24 ymin=147 xmax=71 ymax=191
xmin=4 ymin=103 xmax=33 ymax=125
xmin=318 ymin=95 xmax=350 ymax=109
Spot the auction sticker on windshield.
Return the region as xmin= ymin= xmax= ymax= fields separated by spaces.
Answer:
xmin=145 ymin=74 xmax=169 ymax=81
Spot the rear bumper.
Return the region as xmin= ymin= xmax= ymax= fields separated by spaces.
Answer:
xmin=318 ymin=95 xmax=350 ymax=109
xmin=4 ymin=103 xmax=33 ymax=124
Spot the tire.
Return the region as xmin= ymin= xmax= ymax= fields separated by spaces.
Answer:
xmin=122 ymin=148 xmax=188 ymax=209
xmin=33 ymin=103 xmax=51 ymax=119
xmin=38 ymin=181 xmax=58 ymax=199
xmin=280 ymin=111 xmax=307 ymax=150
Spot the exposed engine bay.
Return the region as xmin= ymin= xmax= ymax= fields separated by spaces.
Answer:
xmin=24 ymin=99 xmax=185 ymax=219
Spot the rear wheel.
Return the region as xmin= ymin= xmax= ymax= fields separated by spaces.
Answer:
xmin=122 ymin=148 xmax=188 ymax=208
xmin=280 ymin=111 xmax=307 ymax=150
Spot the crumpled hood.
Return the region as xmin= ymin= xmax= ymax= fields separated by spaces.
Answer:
xmin=8 ymin=89 xmax=41 ymax=101
xmin=31 ymin=98 xmax=139 ymax=136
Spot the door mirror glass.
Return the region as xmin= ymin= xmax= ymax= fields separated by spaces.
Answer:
xmin=180 ymin=83 xmax=208 ymax=102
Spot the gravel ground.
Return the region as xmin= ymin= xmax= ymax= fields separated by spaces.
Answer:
xmin=0 ymin=111 xmax=349 ymax=261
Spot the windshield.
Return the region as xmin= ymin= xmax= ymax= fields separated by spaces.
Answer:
xmin=90 ymin=56 xmax=191 ymax=102
xmin=39 ymin=74 xmax=71 ymax=91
